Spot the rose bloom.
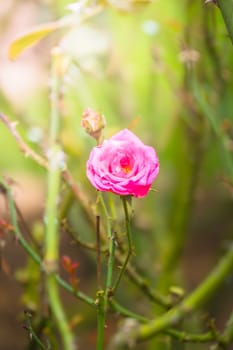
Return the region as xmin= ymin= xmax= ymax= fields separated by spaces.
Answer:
xmin=86 ymin=129 xmax=159 ymax=198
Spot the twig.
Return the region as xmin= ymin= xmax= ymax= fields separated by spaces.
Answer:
xmin=61 ymin=219 xmax=108 ymax=253
xmin=0 ymin=113 xmax=47 ymax=168
xmin=0 ymin=112 xmax=92 ymax=220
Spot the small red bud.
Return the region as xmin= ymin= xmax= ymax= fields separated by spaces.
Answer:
xmin=61 ymin=255 xmax=72 ymax=272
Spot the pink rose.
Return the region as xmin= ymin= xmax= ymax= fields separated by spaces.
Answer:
xmin=86 ymin=129 xmax=159 ymax=198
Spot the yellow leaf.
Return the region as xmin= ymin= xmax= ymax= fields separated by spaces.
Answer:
xmin=8 ymin=21 xmax=62 ymax=60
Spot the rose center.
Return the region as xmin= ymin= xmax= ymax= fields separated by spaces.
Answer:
xmin=120 ymin=156 xmax=132 ymax=174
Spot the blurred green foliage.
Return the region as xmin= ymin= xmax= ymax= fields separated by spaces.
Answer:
xmin=0 ymin=0 xmax=233 ymax=349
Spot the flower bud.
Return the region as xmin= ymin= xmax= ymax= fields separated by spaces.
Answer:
xmin=81 ymin=108 xmax=106 ymax=144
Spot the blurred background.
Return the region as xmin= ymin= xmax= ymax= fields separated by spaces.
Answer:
xmin=0 ymin=0 xmax=233 ymax=349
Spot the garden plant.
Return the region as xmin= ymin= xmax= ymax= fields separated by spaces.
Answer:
xmin=0 ymin=0 xmax=233 ymax=349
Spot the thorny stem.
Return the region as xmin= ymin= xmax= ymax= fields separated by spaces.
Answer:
xmin=61 ymin=220 xmax=108 ymax=253
xmin=113 ymin=196 xmax=133 ymax=292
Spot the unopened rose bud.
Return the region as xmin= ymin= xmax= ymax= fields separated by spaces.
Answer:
xmin=81 ymin=108 xmax=106 ymax=144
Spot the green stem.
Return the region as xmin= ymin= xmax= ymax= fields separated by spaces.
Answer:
xmin=96 ymin=290 xmax=105 ymax=350
xmin=44 ymin=48 xmax=74 ymax=350
xmin=136 ymin=244 xmax=233 ymax=342
xmin=6 ymin=184 xmax=41 ymax=265
xmin=44 ymin=146 xmax=61 ymax=265
xmin=47 ymin=275 xmax=74 ymax=349
xmin=98 ymin=193 xmax=115 ymax=296
xmin=96 ymin=193 xmax=116 ymax=350
xmin=164 ymin=329 xmax=214 ymax=343
xmin=110 ymin=300 xmax=215 ymax=344
xmin=55 ymin=275 xmax=95 ymax=306
xmin=105 ymin=235 xmax=115 ymax=304
xmin=217 ymin=0 xmax=233 ymax=45
xmin=96 ymin=215 xmax=102 ymax=289
xmin=113 ymin=196 xmax=133 ymax=292
xmin=106 ymin=235 xmax=115 ymax=298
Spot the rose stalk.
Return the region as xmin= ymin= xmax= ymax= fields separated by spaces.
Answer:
xmin=84 ymin=126 xmax=159 ymax=349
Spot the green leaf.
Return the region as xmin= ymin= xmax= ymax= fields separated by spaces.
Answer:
xmin=8 ymin=21 xmax=62 ymax=60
